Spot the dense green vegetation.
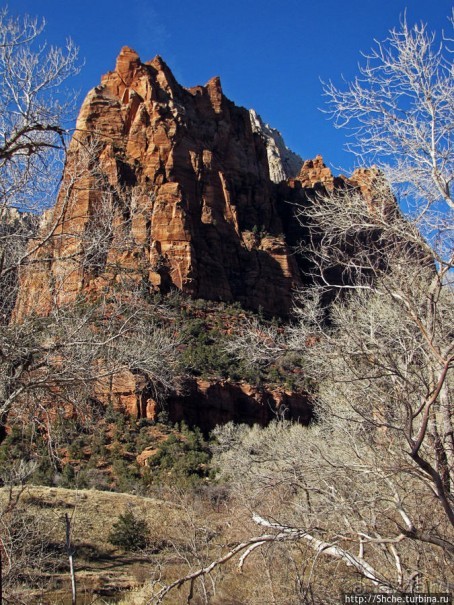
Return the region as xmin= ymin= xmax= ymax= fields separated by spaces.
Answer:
xmin=175 ymin=297 xmax=301 ymax=388
xmin=0 ymin=414 xmax=214 ymax=493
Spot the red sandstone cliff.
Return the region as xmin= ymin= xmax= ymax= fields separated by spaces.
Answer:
xmin=14 ymin=47 xmax=310 ymax=320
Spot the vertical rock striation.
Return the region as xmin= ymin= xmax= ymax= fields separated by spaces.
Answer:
xmin=14 ymin=47 xmax=310 ymax=319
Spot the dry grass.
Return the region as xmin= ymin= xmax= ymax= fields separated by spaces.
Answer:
xmin=17 ymin=485 xmax=178 ymax=548
xmin=2 ymin=482 xmax=420 ymax=605
xmin=0 ymin=485 xmax=184 ymax=604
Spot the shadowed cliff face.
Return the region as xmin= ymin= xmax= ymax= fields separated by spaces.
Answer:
xmin=96 ymin=373 xmax=312 ymax=433
xmin=165 ymin=379 xmax=312 ymax=433
xmin=14 ymin=47 xmax=313 ymax=320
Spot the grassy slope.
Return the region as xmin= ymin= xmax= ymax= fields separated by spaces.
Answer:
xmin=0 ymin=485 xmax=183 ymax=604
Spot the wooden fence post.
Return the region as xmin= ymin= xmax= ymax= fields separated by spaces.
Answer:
xmin=65 ymin=513 xmax=76 ymax=605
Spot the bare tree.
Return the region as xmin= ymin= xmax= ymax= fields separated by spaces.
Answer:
xmin=149 ymin=14 xmax=454 ymax=602
xmin=0 ymin=7 xmax=80 ymax=322
xmin=222 ymin=316 xmax=285 ymax=371
xmin=290 ymin=13 xmax=454 ymax=527
xmin=212 ymin=420 xmax=453 ymax=597
xmin=0 ymin=8 xmax=79 ymax=213
xmin=0 ymin=460 xmax=60 ymax=604
xmin=0 ymin=14 xmax=184 ymax=599
xmin=0 ymin=136 xmax=182 ymax=442
xmin=323 ymin=14 xmax=453 ymax=215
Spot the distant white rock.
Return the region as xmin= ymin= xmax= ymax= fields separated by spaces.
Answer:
xmin=249 ymin=109 xmax=303 ymax=183
xmin=0 ymin=206 xmax=21 ymax=221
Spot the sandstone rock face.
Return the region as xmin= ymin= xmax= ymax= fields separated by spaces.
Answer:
xmin=14 ymin=47 xmax=311 ymax=319
xmin=249 ymin=109 xmax=303 ymax=183
xmin=91 ymin=369 xmax=312 ymax=431
xmin=297 ymin=154 xmax=337 ymax=189
xmin=296 ymin=155 xmax=385 ymax=200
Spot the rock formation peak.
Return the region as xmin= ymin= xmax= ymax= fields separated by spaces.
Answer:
xmin=15 ymin=48 xmax=315 ymax=320
xmin=14 ymin=49 xmax=380 ymax=325
xmin=249 ymin=109 xmax=303 ymax=183
xmin=297 ymin=155 xmax=334 ymax=188
xmin=114 ymin=46 xmax=141 ymax=84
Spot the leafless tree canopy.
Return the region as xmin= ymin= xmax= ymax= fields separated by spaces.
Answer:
xmin=323 ymin=15 xmax=454 ymax=215
xmin=0 ymin=9 xmax=80 ymax=213
xmin=150 ymin=14 xmax=453 ymax=603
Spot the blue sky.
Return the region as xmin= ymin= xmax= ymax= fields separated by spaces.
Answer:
xmin=7 ymin=0 xmax=453 ymax=175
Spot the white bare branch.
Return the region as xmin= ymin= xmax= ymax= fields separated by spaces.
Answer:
xmin=324 ymin=17 xmax=454 ymax=214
